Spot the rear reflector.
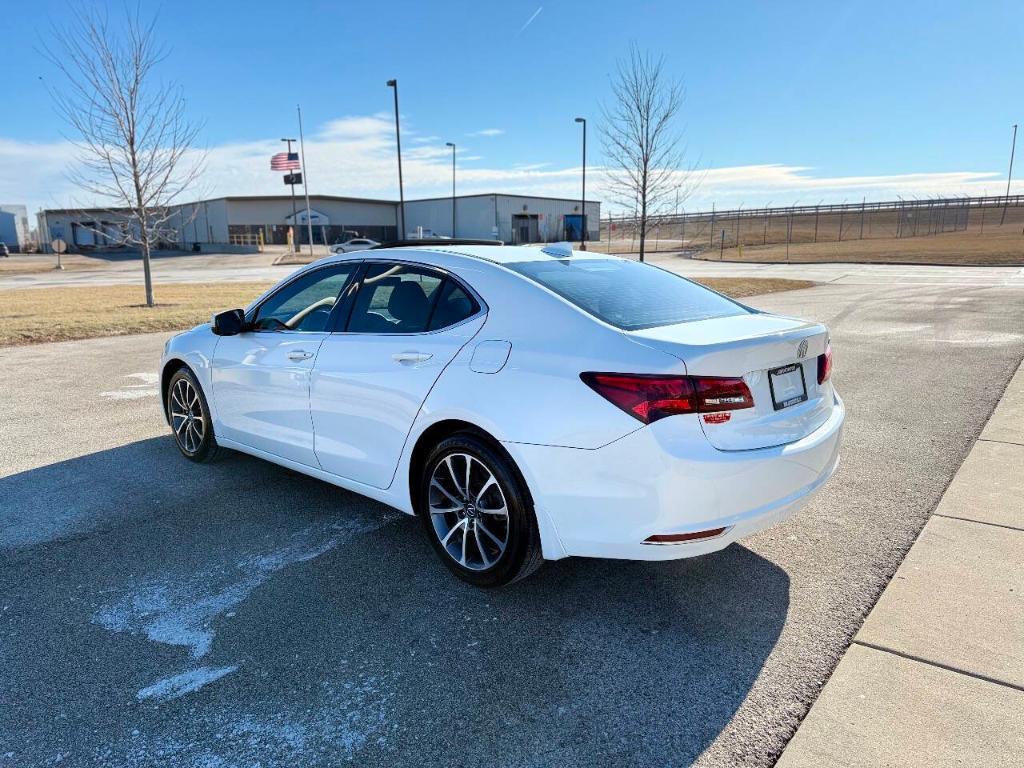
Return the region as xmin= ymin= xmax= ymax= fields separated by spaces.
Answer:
xmin=817 ymin=343 xmax=833 ymax=384
xmin=644 ymin=527 xmax=728 ymax=544
xmin=581 ymin=372 xmax=753 ymax=424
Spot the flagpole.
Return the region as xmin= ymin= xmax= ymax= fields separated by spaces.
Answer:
xmin=281 ymin=138 xmax=298 ymax=251
xmin=297 ymin=104 xmax=315 ymax=258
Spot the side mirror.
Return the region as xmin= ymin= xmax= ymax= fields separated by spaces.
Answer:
xmin=211 ymin=308 xmax=246 ymax=336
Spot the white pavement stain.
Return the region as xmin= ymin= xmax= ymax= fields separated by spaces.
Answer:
xmin=100 ymin=372 xmax=159 ymax=400
xmin=113 ymin=668 xmax=397 ymax=767
xmin=93 ymin=518 xmax=387 ymax=702
xmin=136 ymin=665 xmax=239 ymax=702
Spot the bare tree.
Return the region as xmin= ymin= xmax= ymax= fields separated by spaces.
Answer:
xmin=44 ymin=6 xmax=203 ymax=306
xmin=601 ymin=45 xmax=695 ymax=262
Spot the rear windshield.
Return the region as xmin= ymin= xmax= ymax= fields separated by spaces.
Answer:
xmin=506 ymin=258 xmax=749 ymax=330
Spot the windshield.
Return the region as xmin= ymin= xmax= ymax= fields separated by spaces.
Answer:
xmin=506 ymin=258 xmax=749 ymax=330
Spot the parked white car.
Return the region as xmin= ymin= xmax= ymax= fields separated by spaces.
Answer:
xmin=160 ymin=243 xmax=844 ymax=586
xmin=328 ymin=237 xmax=379 ymax=254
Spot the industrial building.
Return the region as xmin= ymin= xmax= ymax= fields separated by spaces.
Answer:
xmin=0 ymin=204 xmax=30 ymax=252
xmin=37 ymin=193 xmax=600 ymax=252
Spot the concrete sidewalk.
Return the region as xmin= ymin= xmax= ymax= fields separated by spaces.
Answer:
xmin=777 ymin=362 xmax=1024 ymax=767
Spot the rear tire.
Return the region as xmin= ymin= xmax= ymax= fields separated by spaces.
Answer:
xmin=418 ymin=432 xmax=543 ymax=587
xmin=167 ymin=368 xmax=221 ymax=463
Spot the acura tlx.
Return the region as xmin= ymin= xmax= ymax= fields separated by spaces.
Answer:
xmin=160 ymin=242 xmax=844 ymax=586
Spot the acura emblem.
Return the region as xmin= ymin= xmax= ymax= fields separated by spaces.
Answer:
xmin=797 ymin=339 xmax=809 ymax=358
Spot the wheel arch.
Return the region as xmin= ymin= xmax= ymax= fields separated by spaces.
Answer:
xmin=407 ymin=419 xmax=533 ymax=515
xmin=160 ymin=358 xmax=190 ymax=423
xmin=405 ymin=417 xmax=567 ymax=561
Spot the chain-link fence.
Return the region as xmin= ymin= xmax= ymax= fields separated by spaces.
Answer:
xmin=594 ymin=194 xmax=1024 ymax=255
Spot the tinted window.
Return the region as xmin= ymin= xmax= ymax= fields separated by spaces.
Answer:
xmin=429 ymin=281 xmax=478 ymax=330
xmin=506 ymin=258 xmax=748 ymax=330
xmin=348 ymin=263 xmax=444 ymax=333
xmin=254 ymin=265 xmax=356 ymax=332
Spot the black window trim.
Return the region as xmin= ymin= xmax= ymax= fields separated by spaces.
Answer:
xmin=333 ymin=257 xmax=486 ymax=336
xmin=245 ymin=261 xmax=361 ymax=334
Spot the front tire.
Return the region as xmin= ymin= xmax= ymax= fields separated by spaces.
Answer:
xmin=418 ymin=432 xmax=543 ymax=587
xmin=167 ymin=368 xmax=221 ymax=463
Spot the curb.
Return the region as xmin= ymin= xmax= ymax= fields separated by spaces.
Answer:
xmin=776 ymin=360 xmax=1024 ymax=767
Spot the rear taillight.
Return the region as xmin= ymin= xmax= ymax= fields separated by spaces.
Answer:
xmin=817 ymin=343 xmax=833 ymax=384
xmin=581 ymin=372 xmax=753 ymax=424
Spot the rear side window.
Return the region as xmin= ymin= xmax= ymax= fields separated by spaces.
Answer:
xmin=348 ymin=263 xmax=444 ymax=333
xmin=429 ymin=281 xmax=478 ymax=331
xmin=506 ymin=258 xmax=748 ymax=330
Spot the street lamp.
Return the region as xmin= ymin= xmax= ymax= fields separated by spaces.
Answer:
xmin=386 ymin=79 xmax=406 ymax=239
xmin=574 ymin=117 xmax=587 ymax=250
xmin=445 ymin=142 xmax=456 ymax=237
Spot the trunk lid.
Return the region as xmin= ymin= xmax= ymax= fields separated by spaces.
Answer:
xmin=629 ymin=312 xmax=834 ymax=450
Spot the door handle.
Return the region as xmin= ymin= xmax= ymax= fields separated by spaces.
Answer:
xmin=287 ymin=350 xmax=314 ymax=361
xmin=392 ymin=351 xmax=433 ymax=365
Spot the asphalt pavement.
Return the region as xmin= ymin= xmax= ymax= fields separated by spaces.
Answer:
xmin=2 ymin=271 xmax=1023 ymax=767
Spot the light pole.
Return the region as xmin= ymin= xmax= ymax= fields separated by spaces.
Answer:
xmin=445 ymin=142 xmax=456 ymax=237
xmin=281 ymin=137 xmax=298 ymax=249
xmin=386 ymin=79 xmax=406 ymax=239
xmin=1001 ymin=123 xmax=1018 ymax=226
xmin=575 ymin=117 xmax=586 ymax=250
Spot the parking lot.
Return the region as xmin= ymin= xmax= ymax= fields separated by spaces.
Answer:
xmin=2 ymin=266 xmax=1023 ymax=767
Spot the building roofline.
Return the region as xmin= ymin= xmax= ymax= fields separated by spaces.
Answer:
xmin=405 ymin=192 xmax=602 ymax=205
xmin=40 ymin=191 xmax=602 ymax=215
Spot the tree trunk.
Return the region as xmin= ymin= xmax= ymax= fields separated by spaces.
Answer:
xmin=138 ymin=209 xmax=155 ymax=307
xmin=141 ymin=233 xmax=155 ymax=307
xmin=638 ymin=197 xmax=648 ymax=263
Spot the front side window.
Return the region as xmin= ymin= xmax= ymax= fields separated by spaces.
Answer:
xmin=506 ymin=258 xmax=749 ymax=330
xmin=253 ymin=265 xmax=356 ymax=332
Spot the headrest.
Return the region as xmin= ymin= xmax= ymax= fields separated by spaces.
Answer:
xmin=388 ymin=281 xmax=429 ymax=323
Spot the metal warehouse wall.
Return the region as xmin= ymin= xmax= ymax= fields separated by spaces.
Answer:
xmin=404 ymin=197 xmax=493 ymax=239
xmin=404 ymin=196 xmax=601 ymax=242
xmin=224 ymin=197 xmax=396 ymax=229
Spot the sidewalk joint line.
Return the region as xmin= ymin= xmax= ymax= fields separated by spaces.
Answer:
xmin=977 ymin=437 xmax=1024 ymax=448
xmin=852 ymin=641 xmax=1024 ymax=693
xmin=932 ymin=513 xmax=1024 ymax=533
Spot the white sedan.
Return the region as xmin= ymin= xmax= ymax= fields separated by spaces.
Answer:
xmin=160 ymin=243 xmax=843 ymax=586
xmin=328 ymin=237 xmax=379 ymax=254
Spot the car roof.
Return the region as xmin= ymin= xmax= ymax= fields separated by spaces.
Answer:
xmin=319 ymin=244 xmax=620 ymax=267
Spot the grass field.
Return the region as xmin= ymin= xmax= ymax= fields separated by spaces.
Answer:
xmin=698 ymin=227 xmax=1024 ymax=265
xmin=0 ymin=277 xmax=815 ymax=347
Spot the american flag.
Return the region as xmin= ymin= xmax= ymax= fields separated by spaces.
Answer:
xmin=270 ymin=152 xmax=300 ymax=171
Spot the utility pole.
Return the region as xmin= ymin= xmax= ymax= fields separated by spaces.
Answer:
xmin=575 ymin=117 xmax=587 ymax=250
xmin=1001 ymin=123 xmax=1018 ymax=226
xmin=281 ymin=137 xmax=298 ymax=249
xmin=445 ymin=142 xmax=456 ymax=237
xmin=387 ymin=80 xmax=406 ymax=239
xmin=296 ymin=105 xmax=315 ymax=258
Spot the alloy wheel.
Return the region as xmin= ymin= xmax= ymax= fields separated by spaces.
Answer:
xmin=170 ymin=377 xmax=205 ymax=454
xmin=427 ymin=452 xmax=510 ymax=571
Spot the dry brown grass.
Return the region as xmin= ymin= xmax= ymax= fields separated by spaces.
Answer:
xmin=0 ymin=282 xmax=273 ymax=347
xmin=691 ymin=277 xmax=815 ymax=298
xmin=700 ymin=227 xmax=1024 ymax=266
xmin=0 ymin=277 xmax=814 ymax=347
xmin=0 ymin=254 xmax=109 ymax=275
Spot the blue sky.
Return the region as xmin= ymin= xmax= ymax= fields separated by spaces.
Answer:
xmin=3 ymin=0 xmax=1023 ymax=213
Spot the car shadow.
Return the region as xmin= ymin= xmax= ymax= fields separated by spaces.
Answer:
xmin=1 ymin=438 xmax=790 ymax=767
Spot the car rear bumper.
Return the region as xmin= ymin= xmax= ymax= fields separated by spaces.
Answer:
xmin=504 ymin=393 xmax=844 ymax=561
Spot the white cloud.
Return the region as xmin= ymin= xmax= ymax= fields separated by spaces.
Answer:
xmin=467 ymin=128 xmax=505 ymax=137
xmin=3 ymin=115 xmax=1021 ymax=218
